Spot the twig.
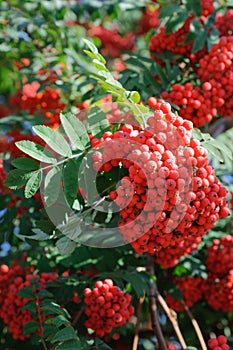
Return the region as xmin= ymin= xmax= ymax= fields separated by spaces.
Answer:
xmin=157 ymin=294 xmax=187 ymax=349
xmin=181 ymin=300 xmax=208 ymax=350
xmin=36 ymin=294 xmax=48 ymax=350
xmin=72 ymin=307 xmax=85 ymax=327
xmin=132 ymin=296 xmax=144 ymax=350
xmin=146 ymin=254 xmax=168 ymax=350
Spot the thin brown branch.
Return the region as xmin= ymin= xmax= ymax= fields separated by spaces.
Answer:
xmin=157 ymin=294 xmax=187 ymax=349
xmin=132 ymin=296 xmax=144 ymax=350
xmin=71 ymin=307 xmax=85 ymax=327
xmin=146 ymin=254 xmax=168 ymax=350
xmin=36 ymin=295 xmax=48 ymax=350
xmin=181 ymin=300 xmax=208 ymax=350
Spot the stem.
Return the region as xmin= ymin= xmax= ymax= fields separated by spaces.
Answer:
xmin=132 ymin=296 xmax=144 ymax=350
xmin=181 ymin=300 xmax=208 ymax=350
xmin=71 ymin=306 xmax=85 ymax=327
xmin=146 ymin=254 xmax=168 ymax=350
xmin=157 ymin=294 xmax=187 ymax=349
xmin=36 ymin=294 xmax=48 ymax=350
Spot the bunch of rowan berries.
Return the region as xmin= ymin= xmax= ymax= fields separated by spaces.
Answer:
xmin=90 ymin=99 xmax=229 ymax=256
xmin=154 ymin=234 xmax=202 ymax=268
xmin=208 ymin=335 xmax=230 ymax=350
xmin=0 ymin=262 xmax=57 ymax=340
xmin=215 ymin=9 xmax=233 ymax=37
xmin=87 ymin=25 xmax=135 ymax=58
xmin=149 ymin=0 xmax=215 ymax=64
xmin=197 ymin=36 xmax=233 ymax=98
xmin=84 ymin=279 xmax=134 ymax=338
xmin=166 ymin=276 xmax=203 ymax=312
xmin=161 ymin=82 xmax=222 ymax=127
xmin=203 ymin=235 xmax=233 ymax=313
xmin=8 ymin=81 xmax=65 ymax=128
xmin=206 ymin=235 xmax=233 ymax=276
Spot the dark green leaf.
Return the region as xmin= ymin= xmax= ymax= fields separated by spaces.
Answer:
xmin=63 ymin=158 xmax=79 ymax=207
xmin=192 ymin=29 xmax=207 ymax=53
xmin=18 ymin=286 xmax=35 ymax=299
xmin=12 ymin=157 xmax=39 ymax=171
xmin=51 ymin=326 xmax=78 ymax=343
xmin=55 ymin=339 xmax=81 ymax=350
xmin=165 ymin=13 xmax=189 ymax=34
xmin=158 ymin=4 xmax=181 ymax=19
xmin=4 ymin=169 xmax=34 ymax=190
xmin=23 ymin=322 xmax=40 ymax=335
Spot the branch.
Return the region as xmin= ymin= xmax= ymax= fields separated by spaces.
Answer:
xmin=146 ymin=254 xmax=168 ymax=350
xmin=71 ymin=307 xmax=85 ymax=327
xmin=157 ymin=294 xmax=187 ymax=349
xmin=36 ymin=294 xmax=48 ymax=350
xmin=181 ymin=300 xmax=208 ymax=350
xmin=132 ymin=296 xmax=144 ymax=350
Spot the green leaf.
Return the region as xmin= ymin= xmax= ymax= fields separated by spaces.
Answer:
xmin=44 ymin=167 xmax=61 ymax=207
xmin=16 ymin=140 xmax=57 ymax=164
xmin=22 ymin=300 xmax=37 ymax=314
xmin=55 ymin=339 xmax=81 ymax=350
xmin=192 ymin=29 xmax=207 ymax=53
xmin=38 ymin=289 xmax=53 ymax=298
xmin=12 ymin=157 xmax=39 ymax=171
xmin=4 ymin=169 xmax=34 ymax=190
xmin=41 ymin=301 xmax=70 ymax=318
xmin=33 ymin=125 xmax=72 ymax=157
xmin=23 ymin=322 xmax=40 ymax=335
xmin=95 ymin=338 xmax=113 ymax=349
xmin=24 ymin=171 xmax=42 ymax=198
xmin=158 ymin=4 xmax=180 ymax=19
xmin=60 ymin=112 xmax=90 ymax=151
xmin=126 ymin=91 xmax=141 ymax=103
xmin=18 ymin=286 xmax=35 ymax=299
xmin=56 ymin=237 xmax=76 ymax=255
xmin=165 ymin=12 xmax=189 ymax=34
xmin=87 ymin=106 xmax=110 ymax=138
xmin=185 ymin=0 xmax=201 ymax=17
xmin=123 ymin=272 xmax=150 ymax=297
xmin=51 ymin=326 xmax=78 ymax=343
xmin=16 ymin=228 xmax=51 ymax=241
xmin=63 ymin=159 xmax=79 ymax=207
xmin=47 ymin=315 xmax=70 ymax=328
xmin=83 ymin=38 xmax=98 ymax=54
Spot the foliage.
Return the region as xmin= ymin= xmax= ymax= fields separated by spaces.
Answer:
xmin=0 ymin=0 xmax=233 ymax=349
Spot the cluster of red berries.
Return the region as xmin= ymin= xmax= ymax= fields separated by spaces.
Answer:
xmin=0 ymin=262 xmax=57 ymax=340
xmin=90 ymin=99 xmax=229 ymax=255
xmin=136 ymin=7 xmax=160 ymax=36
xmin=197 ymin=36 xmax=233 ymax=119
xmin=149 ymin=18 xmax=196 ymax=64
xmin=84 ymin=279 xmax=134 ymax=338
xmin=208 ymin=335 xmax=230 ymax=350
xmin=216 ymin=9 xmax=233 ymax=37
xmin=155 ymin=234 xmax=202 ymax=268
xmin=161 ymin=81 xmax=223 ymax=127
xmin=87 ymin=25 xmax=135 ymax=58
xmin=206 ymin=235 xmax=233 ymax=276
xmin=9 ymin=81 xmax=66 ymax=128
xmin=203 ymin=235 xmax=233 ymax=313
xmin=166 ymin=276 xmax=203 ymax=312
xmin=149 ymin=0 xmax=215 ymax=64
